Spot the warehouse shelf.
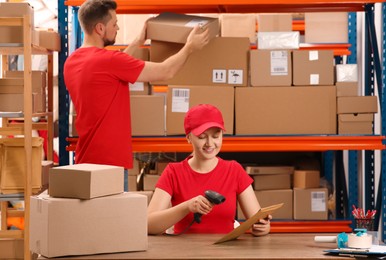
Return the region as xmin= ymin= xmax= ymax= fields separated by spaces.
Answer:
xmin=58 ymin=0 xmax=386 ymax=240
xmin=64 ymin=0 xmax=386 ymax=13
xmin=66 ymin=135 xmax=386 ymax=153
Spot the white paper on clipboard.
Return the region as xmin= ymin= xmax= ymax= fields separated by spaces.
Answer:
xmin=214 ymin=203 xmax=284 ymax=244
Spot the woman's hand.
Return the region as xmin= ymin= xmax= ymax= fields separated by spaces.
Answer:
xmin=251 ymin=214 xmax=272 ymax=236
xmin=187 ymin=195 xmax=213 ymax=215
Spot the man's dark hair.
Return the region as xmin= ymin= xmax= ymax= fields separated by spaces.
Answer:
xmin=78 ymin=0 xmax=117 ymax=35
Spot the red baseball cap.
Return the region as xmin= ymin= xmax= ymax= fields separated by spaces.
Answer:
xmin=184 ymin=104 xmax=225 ymax=136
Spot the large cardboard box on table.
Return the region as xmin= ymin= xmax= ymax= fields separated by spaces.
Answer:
xmin=166 ymin=85 xmax=234 ymax=135
xmin=220 ymin=13 xmax=256 ymax=43
xmin=4 ymin=70 xmax=47 ymax=112
xmin=130 ymin=95 xmax=165 ymax=136
xmin=235 ymin=86 xmax=337 ymax=135
xmin=49 ymin=163 xmax=124 ymax=199
xmin=147 ymin=12 xmax=219 ymax=44
xmin=0 ymin=2 xmax=35 ymax=45
xmin=150 ymin=37 xmax=250 ymax=86
xmin=237 ymin=189 xmax=293 ymax=220
xmin=293 ymin=188 xmax=328 ymax=220
xmin=30 ymin=192 xmax=148 ymax=258
xmin=0 ymin=239 xmax=23 ymax=259
xmin=250 ymin=49 xmax=292 ymax=86
xmin=292 ymin=50 xmax=334 ymax=86
xmin=0 ymin=137 xmax=43 ymax=194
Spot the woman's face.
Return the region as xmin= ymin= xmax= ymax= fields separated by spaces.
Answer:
xmin=188 ymin=127 xmax=223 ymax=160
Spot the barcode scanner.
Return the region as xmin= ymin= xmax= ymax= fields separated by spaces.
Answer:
xmin=194 ymin=190 xmax=226 ymax=224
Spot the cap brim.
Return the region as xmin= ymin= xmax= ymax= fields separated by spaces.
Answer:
xmin=191 ymin=122 xmax=225 ymax=136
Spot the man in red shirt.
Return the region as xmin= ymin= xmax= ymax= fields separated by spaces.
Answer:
xmin=64 ymin=0 xmax=209 ymax=190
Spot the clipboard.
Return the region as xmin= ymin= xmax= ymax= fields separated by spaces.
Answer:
xmin=214 ymin=203 xmax=284 ymax=244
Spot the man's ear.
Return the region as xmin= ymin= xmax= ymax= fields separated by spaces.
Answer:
xmin=186 ymin=134 xmax=191 ymax=144
xmin=94 ymin=22 xmax=105 ymax=36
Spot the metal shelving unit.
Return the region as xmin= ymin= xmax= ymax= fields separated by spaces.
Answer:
xmin=58 ymin=0 xmax=386 ymax=239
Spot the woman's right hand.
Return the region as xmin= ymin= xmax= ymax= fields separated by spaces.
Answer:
xmin=188 ymin=195 xmax=213 ymax=215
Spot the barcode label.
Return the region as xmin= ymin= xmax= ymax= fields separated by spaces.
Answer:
xmin=271 ymin=50 xmax=288 ymax=76
xmin=172 ymin=88 xmax=190 ymax=113
xmin=173 ymin=89 xmax=190 ymax=98
xmin=311 ymin=191 xmax=326 ymax=212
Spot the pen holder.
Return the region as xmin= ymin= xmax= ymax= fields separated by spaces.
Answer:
xmin=355 ymin=219 xmax=374 ymax=231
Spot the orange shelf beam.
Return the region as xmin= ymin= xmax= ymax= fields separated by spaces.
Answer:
xmin=65 ymin=0 xmax=386 ymax=13
xmin=66 ymin=135 xmax=386 ymax=153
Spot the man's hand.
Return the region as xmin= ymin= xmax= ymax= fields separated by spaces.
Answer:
xmin=185 ymin=25 xmax=210 ymax=54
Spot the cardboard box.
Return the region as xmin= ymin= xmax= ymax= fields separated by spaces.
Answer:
xmin=293 ymin=170 xmax=320 ymax=189
xmin=0 ymin=137 xmax=43 ymax=194
xmin=0 ymin=2 xmax=35 ymax=45
xmin=147 ymin=12 xmax=219 ymax=44
xmin=49 ymin=163 xmax=124 ymax=199
xmin=220 ymin=13 xmax=256 ymax=43
xmin=250 ymin=50 xmax=292 ymax=86
xmin=245 ymin=166 xmax=294 ymax=175
xmin=337 ymin=96 xmax=378 ymax=114
xmin=128 ymin=175 xmax=139 ymax=191
xmin=4 ymin=71 xmax=47 ymax=112
xmin=305 ymin=12 xmax=348 ymax=43
xmin=143 ymin=174 xmax=160 ymax=191
xmin=292 ymin=50 xmax=334 ymax=86
xmin=237 ymin=189 xmax=293 ymax=220
xmin=336 ymin=82 xmax=359 ymax=97
xmin=130 ymin=191 xmax=154 ymax=205
xmin=338 ymin=113 xmax=374 ymax=134
xmin=33 ymin=29 xmax=61 ymax=51
xmin=41 ymin=160 xmax=54 ymax=191
xmin=257 ymin=14 xmax=292 ymax=32
xmin=130 ymin=48 xmax=151 ymax=95
xmin=257 ymin=31 xmax=299 ymax=50
xmin=150 ymin=37 xmax=250 ymax=86
xmin=252 ymin=174 xmax=291 ymax=190
xmin=0 ymin=239 xmax=24 ymax=259
xmin=30 ymin=192 xmax=148 ymax=258
xmin=0 ymin=77 xmax=45 ymax=113
xmin=235 ymin=86 xmax=337 ymax=135
xmin=293 ymin=188 xmax=328 ymax=220
xmin=166 ymin=85 xmax=234 ymax=135
xmin=130 ymin=95 xmax=165 ymax=136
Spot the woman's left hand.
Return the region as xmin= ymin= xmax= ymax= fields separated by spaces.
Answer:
xmin=251 ymin=214 xmax=272 ymax=237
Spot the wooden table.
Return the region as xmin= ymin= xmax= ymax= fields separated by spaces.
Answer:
xmin=38 ymin=233 xmax=344 ymax=259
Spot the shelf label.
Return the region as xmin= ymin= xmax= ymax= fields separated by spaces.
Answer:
xmin=228 ymin=69 xmax=243 ymax=85
xmin=212 ymin=69 xmax=226 ymax=83
xmin=311 ymin=191 xmax=326 ymax=212
xmin=270 ymin=51 xmax=288 ymax=76
xmin=171 ymin=88 xmax=190 ymax=113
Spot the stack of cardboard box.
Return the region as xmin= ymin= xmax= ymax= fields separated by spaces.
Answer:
xmin=237 ymin=166 xmax=329 ymax=221
xmin=128 ymin=12 xmax=379 ymax=137
xmin=29 ymin=163 xmax=148 ymax=258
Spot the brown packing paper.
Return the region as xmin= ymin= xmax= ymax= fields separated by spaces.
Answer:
xmin=214 ymin=203 xmax=284 ymax=244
